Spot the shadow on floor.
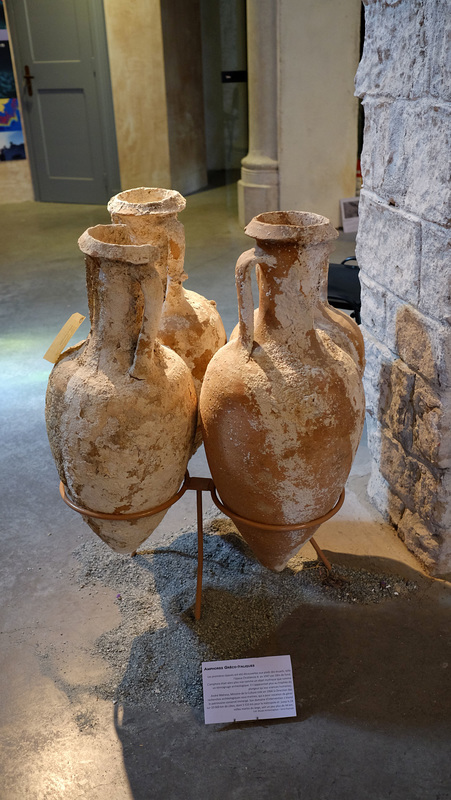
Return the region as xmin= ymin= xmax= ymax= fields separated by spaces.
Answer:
xmin=111 ymin=544 xmax=451 ymax=800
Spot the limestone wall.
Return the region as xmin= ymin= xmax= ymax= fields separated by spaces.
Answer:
xmin=355 ymin=0 xmax=451 ymax=577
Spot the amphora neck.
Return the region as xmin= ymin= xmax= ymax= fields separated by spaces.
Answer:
xmin=78 ymin=224 xmax=162 ymax=378
xmin=245 ymin=211 xmax=338 ymax=346
xmin=107 ymin=187 xmax=187 ymax=290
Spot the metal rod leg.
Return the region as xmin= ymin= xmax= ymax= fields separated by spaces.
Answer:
xmin=194 ymin=489 xmax=204 ymax=620
xmin=310 ymin=536 xmax=332 ymax=573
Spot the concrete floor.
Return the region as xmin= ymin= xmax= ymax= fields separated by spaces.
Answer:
xmin=1 ymin=186 xmax=450 ymax=800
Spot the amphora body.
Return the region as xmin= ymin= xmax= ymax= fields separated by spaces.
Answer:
xmin=200 ymin=211 xmax=365 ymax=571
xmin=45 ymin=224 xmax=197 ymax=554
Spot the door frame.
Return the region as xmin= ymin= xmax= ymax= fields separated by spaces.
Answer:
xmin=5 ymin=0 xmax=121 ymax=203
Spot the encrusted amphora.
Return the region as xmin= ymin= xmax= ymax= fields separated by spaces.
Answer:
xmin=200 ymin=211 xmax=365 ymax=571
xmin=45 ymin=224 xmax=197 ymax=554
xmin=107 ymin=187 xmax=227 ymax=398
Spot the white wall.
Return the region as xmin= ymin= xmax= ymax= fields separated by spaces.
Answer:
xmin=278 ymin=0 xmax=361 ymax=226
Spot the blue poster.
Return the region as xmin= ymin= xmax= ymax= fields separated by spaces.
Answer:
xmin=0 ymin=97 xmax=21 ymax=130
xmin=0 ymin=2 xmax=26 ymax=159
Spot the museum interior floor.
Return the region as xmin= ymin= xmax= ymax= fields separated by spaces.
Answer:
xmin=1 ymin=184 xmax=450 ymax=800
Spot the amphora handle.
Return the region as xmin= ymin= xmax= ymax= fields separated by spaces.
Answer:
xmin=236 ymin=248 xmax=261 ymax=355
xmin=130 ymin=267 xmax=164 ymax=380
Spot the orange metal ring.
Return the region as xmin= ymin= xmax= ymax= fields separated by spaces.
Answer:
xmin=59 ymin=471 xmax=190 ymax=521
xmin=209 ymin=486 xmax=345 ymax=531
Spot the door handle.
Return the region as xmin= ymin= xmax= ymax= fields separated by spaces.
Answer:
xmin=23 ymin=65 xmax=34 ymax=97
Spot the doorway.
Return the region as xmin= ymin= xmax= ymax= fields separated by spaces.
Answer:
xmin=5 ymin=0 xmax=120 ymax=204
xmin=199 ymin=0 xmax=248 ymax=189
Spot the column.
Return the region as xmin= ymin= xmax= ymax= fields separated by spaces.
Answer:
xmin=237 ymin=0 xmax=279 ymax=226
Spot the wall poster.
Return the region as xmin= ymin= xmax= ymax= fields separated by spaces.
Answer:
xmin=0 ymin=0 xmax=26 ymax=160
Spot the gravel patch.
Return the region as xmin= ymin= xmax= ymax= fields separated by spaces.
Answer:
xmin=70 ymin=515 xmax=419 ymax=710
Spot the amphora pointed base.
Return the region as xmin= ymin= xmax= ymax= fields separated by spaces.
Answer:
xmin=233 ymin=522 xmax=320 ymax=572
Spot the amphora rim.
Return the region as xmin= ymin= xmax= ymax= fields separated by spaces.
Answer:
xmin=78 ymin=224 xmax=157 ymax=264
xmin=245 ymin=210 xmax=338 ymax=246
xmin=107 ymin=187 xmax=186 ymax=217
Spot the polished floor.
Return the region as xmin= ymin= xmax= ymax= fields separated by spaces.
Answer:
xmin=1 ymin=186 xmax=450 ymax=800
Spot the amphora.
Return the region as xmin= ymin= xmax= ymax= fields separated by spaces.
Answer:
xmin=107 ymin=187 xmax=227 ymax=397
xmin=45 ymin=224 xmax=197 ymax=554
xmin=200 ymin=211 xmax=365 ymax=571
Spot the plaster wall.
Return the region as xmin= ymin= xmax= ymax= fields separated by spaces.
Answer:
xmin=103 ymin=0 xmax=171 ymax=190
xmin=278 ymin=0 xmax=361 ymax=227
xmin=356 ymin=0 xmax=451 ymax=578
xmin=0 ymin=160 xmax=33 ymax=202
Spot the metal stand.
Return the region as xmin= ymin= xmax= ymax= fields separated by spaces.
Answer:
xmin=59 ymin=474 xmax=344 ymax=620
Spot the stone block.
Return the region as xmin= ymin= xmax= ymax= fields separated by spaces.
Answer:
xmin=361 ymin=98 xmax=451 ymax=226
xmin=412 ymin=375 xmax=451 ymax=468
xmin=379 ymin=429 xmax=420 ymax=512
xmin=398 ymin=508 xmax=442 ymax=573
xmin=384 ymin=359 xmax=415 ymax=451
xmin=387 ymin=488 xmax=405 ymax=529
xmin=414 ymin=462 xmax=443 ymax=525
xmin=365 ymin=412 xmax=382 ymax=462
xmin=419 ymin=222 xmax=451 ymax=322
xmin=359 ymin=98 xmax=393 ymax=194
xmin=376 ymin=423 xmax=451 ymax=529
xmin=355 ymin=0 xmax=428 ymax=100
xmin=367 ymin=460 xmax=406 ymax=527
xmin=367 ymin=460 xmax=390 ymax=520
xmin=361 ymin=327 xmax=394 ymax=419
xmin=360 ymin=273 xmax=387 ymax=342
xmin=429 ymin=0 xmax=451 ymax=102
xmin=395 ymin=305 xmax=451 ymax=388
xmin=356 ymin=193 xmax=421 ymax=305
xmin=414 ymin=461 xmax=451 ymax=530
xmin=384 ymin=291 xmax=407 ymax=355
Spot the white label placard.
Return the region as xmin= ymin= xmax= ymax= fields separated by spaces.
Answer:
xmin=202 ymin=655 xmax=296 ymax=724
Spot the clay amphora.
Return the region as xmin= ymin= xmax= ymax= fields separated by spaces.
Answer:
xmin=45 ymin=224 xmax=197 ymax=554
xmin=107 ymin=187 xmax=227 ymax=397
xmin=200 ymin=211 xmax=365 ymax=571
xmin=229 ymin=218 xmax=365 ymax=375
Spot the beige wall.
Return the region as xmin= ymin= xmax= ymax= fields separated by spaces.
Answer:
xmin=278 ymin=0 xmax=361 ymax=227
xmin=103 ymin=0 xmax=171 ymax=191
xmin=0 ymin=161 xmax=34 ymax=202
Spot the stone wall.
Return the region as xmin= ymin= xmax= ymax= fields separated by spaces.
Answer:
xmin=355 ymin=0 xmax=451 ymax=577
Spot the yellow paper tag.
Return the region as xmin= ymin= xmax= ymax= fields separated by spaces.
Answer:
xmin=43 ymin=313 xmax=86 ymax=363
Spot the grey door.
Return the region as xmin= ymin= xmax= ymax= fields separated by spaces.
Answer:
xmin=6 ymin=0 xmax=120 ymax=203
